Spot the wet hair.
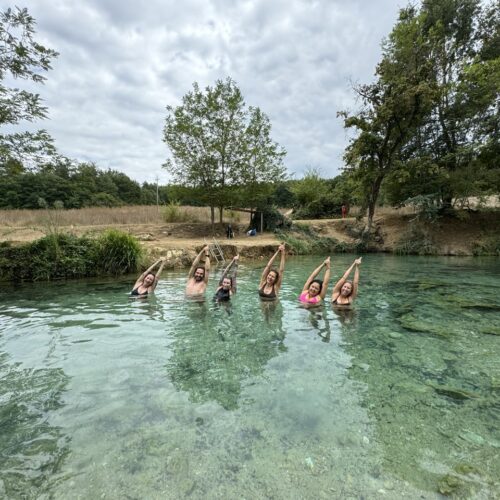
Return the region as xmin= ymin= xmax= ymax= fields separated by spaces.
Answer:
xmin=220 ymin=276 xmax=233 ymax=286
xmin=310 ymin=279 xmax=323 ymax=293
xmin=194 ymin=266 xmax=205 ymax=276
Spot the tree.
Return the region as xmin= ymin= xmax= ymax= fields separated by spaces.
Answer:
xmin=340 ymin=6 xmax=435 ymax=234
xmin=163 ymin=78 xmax=286 ymax=227
xmin=0 ymin=7 xmax=59 ymax=167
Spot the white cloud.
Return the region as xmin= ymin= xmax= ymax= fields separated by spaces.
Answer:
xmin=14 ymin=0 xmax=405 ymax=182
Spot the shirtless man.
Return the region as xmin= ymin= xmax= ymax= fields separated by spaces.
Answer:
xmin=185 ymin=245 xmax=210 ymax=298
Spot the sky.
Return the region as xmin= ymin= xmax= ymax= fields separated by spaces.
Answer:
xmin=13 ymin=0 xmax=406 ymax=183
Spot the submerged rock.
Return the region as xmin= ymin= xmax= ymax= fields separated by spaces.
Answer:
xmin=399 ymin=314 xmax=451 ymax=337
xmin=429 ymin=384 xmax=480 ymax=401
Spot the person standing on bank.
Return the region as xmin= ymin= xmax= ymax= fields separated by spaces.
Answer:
xmin=131 ymin=258 xmax=166 ymax=297
xmin=258 ymin=244 xmax=286 ymax=300
xmin=186 ymin=245 xmax=210 ymax=297
xmin=331 ymin=257 xmax=362 ymax=306
xmin=299 ymin=257 xmax=331 ymax=306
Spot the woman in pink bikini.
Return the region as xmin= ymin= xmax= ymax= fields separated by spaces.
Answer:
xmin=299 ymin=257 xmax=330 ymax=306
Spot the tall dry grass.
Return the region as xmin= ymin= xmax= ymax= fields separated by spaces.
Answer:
xmin=0 ymin=205 xmax=245 ymax=227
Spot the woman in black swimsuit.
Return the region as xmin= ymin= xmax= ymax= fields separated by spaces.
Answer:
xmin=258 ymin=244 xmax=285 ymax=300
xmin=331 ymin=257 xmax=362 ymax=306
xmin=131 ymin=258 xmax=166 ymax=297
xmin=214 ymin=255 xmax=239 ymax=302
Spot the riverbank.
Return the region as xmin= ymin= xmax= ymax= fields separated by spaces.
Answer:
xmin=0 ymin=210 xmax=498 ymax=275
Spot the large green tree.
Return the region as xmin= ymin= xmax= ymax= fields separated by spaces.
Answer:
xmin=163 ymin=78 xmax=286 ymax=226
xmin=0 ymin=7 xmax=59 ymax=167
xmin=340 ymin=5 xmax=435 ymax=234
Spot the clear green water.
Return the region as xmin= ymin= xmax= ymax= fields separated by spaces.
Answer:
xmin=0 ymin=255 xmax=499 ymax=499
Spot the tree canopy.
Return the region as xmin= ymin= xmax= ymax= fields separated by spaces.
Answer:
xmin=163 ymin=78 xmax=287 ymax=225
xmin=0 ymin=7 xmax=59 ymax=167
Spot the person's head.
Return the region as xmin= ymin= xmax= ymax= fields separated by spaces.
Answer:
xmin=221 ymin=276 xmax=233 ymax=290
xmin=143 ymin=273 xmax=156 ymax=286
xmin=266 ymin=269 xmax=279 ymax=285
xmin=308 ymin=279 xmax=323 ymax=297
xmin=340 ymin=280 xmax=353 ymax=297
xmin=194 ymin=266 xmax=205 ymax=282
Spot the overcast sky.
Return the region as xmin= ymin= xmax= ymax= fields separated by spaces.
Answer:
xmin=16 ymin=0 xmax=405 ymax=183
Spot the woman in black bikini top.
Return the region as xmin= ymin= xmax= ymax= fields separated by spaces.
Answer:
xmin=214 ymin=255 xmax=239 ymax=302
xmin=130 ymin=258 xmax=166 ymax=297
xmin=331 ymin=257 xmax=362 ymax=306
xmin=258 ymin=244 xmax=285 ymax=300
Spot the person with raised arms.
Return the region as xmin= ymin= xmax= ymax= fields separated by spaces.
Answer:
xmin=185 ymin=245 xmax=210 ymax=298
xmin=130 ymin=258 xmax=166 ymax=297
xmin=214 ymin=254 xmax=239 ymax=302
xmin=331 ymin=257 xmax=362 ymax=306
xmin=299 ymin=257 xmax=331 ymax=306
xmin=258 ymin=244 xmax=286 ymax=300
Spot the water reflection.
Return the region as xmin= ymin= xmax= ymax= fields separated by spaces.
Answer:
xmin=166 ymin=299 xmax=286 ymax=410
xmin=0 ymin=350 xmax=70 ymax=498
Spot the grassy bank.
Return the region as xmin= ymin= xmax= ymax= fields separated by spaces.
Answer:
xmin=0 ymin=230 xmax=142 ymax=281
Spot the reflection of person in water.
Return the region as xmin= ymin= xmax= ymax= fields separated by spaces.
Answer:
xmin=214 ymin=255 xmax=239 ymax=302
xmin=299 ymin=257 xmax=331 ymax=306
xmin=185 ymin=245 xmax=210 ymax=298
xmin=308 ymin=308 xmax=332 ymax=342
xmin=130 ymin=258 xmax=165 ymax=297
xmin=258 ymin=244 xmax=286 ymax=300
xmin=331 ymin=257 xmax=362 ymax=306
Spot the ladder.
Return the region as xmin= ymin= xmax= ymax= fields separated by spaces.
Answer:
xmin=205 ymin=238 xmax=225 ymax=264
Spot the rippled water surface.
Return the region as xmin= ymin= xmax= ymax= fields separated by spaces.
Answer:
xmin=0 ymin=255 xmax=499 ymax=499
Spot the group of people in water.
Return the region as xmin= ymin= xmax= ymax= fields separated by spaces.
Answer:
xmin=131 ymin=244 xmax=361 ymax=307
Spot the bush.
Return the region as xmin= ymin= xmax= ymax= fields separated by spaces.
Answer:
xmin=95 ymin=230 xmax=142 ymax=275
xmin=471 ymin=236 xmax=500 ymax=256
xmin=0 ymin=230 xmax=142 ymax=281
xmin=394 ymin=225 xmax=437 ymax=255
xmin=162 ymin=201 xmax=198 ymax=222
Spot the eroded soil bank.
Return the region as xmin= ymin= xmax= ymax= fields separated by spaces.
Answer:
xmin=1 ymin=212 xmax=498 ymax=270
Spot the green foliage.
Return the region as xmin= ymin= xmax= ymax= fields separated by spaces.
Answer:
xmin=394 ymin=225 xmax=437 ymax=255
xmin=249 ymin=206 xmax=290 ymax=232
xmin=341 ymin=0 xmax=499 ymax=230
xmin=95 ymin=230 xmax=142 ymax=275
xmin=162 ymin=201 xmax=198 ymax=223
xmin=471 ymin=235 xmax=500 ymax=256
xmin=0 ymin=231 xmax=142 ymax=281
xmin=0 ymin=160 xmax=161 ymax=209
xmin=163 ymin=78 xmax=287 ymax=225
xmin=276 ymin=226 xmax=357 ymax=255
xmin=0 ymin=7 xmax=60 ymax=167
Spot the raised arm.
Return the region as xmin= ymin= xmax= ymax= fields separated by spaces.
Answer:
xmin=350 ymin=258 xmax=361 ymax=300
xmin=203 ymin=250 xmax=210 ymax=284
xmin=188 ymin=245 xmax=209 ymax=278
xmin=319 ymin=257 xmax=331 ymax=299
xmin=259 ymin=245 xmax=281 ymax=286
xmin=133 ymin=259 xmax=161 ymax=289
xmin=302 ymin=259 xmax=326 ymax=292
xmin=151 ymin=258 xmax=166 ymax=292
xmin=331 ymin=258 xmax=360 ymax=297
xmin=274 ymin=244 xmax=286 ymax=291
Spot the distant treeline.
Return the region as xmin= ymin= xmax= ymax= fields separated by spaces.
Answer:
xmin=0 ymin=161 xmax=170 ymax=209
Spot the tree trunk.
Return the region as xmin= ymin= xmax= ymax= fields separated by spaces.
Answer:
xmin=363 ymin=174 xmax=384 ymax=237
xmin=210 ymin=206 xmax=215 ymax=232
xmin=219 ymin=206 xmax=223 ymax=225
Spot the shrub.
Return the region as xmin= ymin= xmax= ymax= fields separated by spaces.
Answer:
xmin=0 ymin=230 xmax=142 ymax=281
xmin=471 ymin=236 xmax=500 ymax=256
xmin=162 ymin=201 xmax=198 ymax=222
xmin=394 ymin=225 xmax=437 ymax=255
xmin=95 ymin=230 xmax=142 ymax=275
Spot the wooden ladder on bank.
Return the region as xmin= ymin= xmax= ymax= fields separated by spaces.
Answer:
xmin=205 ymin=238 xmax=225 ymax=264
